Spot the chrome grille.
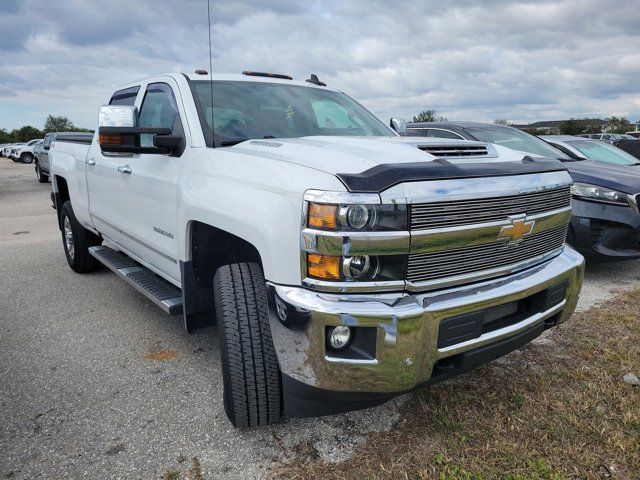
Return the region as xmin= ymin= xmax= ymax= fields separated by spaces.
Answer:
xmin=418 ymin=145 xmax=488 ymax=157
xmin=406 ymin=224 xmax=568 ymax=284
xmin=410 ymin=187 xmax=570 ymax=230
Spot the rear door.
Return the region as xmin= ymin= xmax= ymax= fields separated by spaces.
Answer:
xmin=86 ymin=86 xmax=142 ymax=260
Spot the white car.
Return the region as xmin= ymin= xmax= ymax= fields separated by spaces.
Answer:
xmin=11 ymin=138 xmax=43 ymax=163
xmin=50 ymin=71 xmax=584 ymax=428
xmin=4 ymin=143 xmax=23 ymax=159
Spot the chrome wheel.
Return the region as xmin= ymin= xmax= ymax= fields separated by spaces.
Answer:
xmin=63 ymin=216 xmax=75 ymax=260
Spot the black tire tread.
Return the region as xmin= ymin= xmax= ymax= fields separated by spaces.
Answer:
xmin=36 ymin=164 xmax=49 ymax=183
xmin=214 ymin=262 xmax=281 ymax=428
xmin=61 ymin=201 xmax=102 ymax=273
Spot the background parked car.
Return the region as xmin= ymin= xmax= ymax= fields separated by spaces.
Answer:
xmin=541 ymin=135 xmax=640 ymax=165
xmin=8 ymin=143 xmax=25 ymax=161
xmin=35 ymin=132 xmax=94 ymax=183
xmin=402 ymin=121 xmax=640 ymax=262
xmin=12 ymin=138 xmax=43 ymax=164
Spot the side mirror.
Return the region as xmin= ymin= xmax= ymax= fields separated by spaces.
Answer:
xmin=390 ymin=118 xmax=407 ymax=134
xmin=98 ymin=105 xmax=178 ymax=155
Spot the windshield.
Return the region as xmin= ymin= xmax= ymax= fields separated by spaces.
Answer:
xmin=565 ymin=140 xmax=640 ymax=166
xmin=190 ymin=80 xmax=393 ymax=147
xmin=465 ymin=126 xmax=570 ymax=159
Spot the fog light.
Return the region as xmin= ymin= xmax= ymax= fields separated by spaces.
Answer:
xmin=342 ymin=255 xmax=378 ymax=279
xmin=328 ymin=325 xmax=351 ymax=350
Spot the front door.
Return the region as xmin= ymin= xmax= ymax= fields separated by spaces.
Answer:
xmin=88 ymin=80 xmax=185 ymax=284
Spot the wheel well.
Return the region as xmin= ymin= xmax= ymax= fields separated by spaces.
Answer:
xmin=54 ymin=176 xmax=70 ymax=230
xmin=190 ymin=221 xmax=262 ymax=291
xmin=55 ymin=176 xmax=70 ymax=204
xmin=181 ymin=221 xmax=263 ymax=333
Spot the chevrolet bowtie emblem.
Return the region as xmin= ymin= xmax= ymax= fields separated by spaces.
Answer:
xmin=498 ymin=215 xmax=535 ymax=244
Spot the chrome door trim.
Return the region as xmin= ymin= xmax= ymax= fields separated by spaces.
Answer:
xmin=91 ymin=214 xmax=177 ymax=264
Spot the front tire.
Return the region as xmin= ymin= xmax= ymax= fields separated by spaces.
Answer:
xmin=60 ymin=201 xmax=102 ymax=273
xmin=214 ymin=263 xmax=282 ymax=428
xmin=20 ymin=153 xmax=33 ymax=164
xmin=35 ymin=163 xmax=49 ymax=183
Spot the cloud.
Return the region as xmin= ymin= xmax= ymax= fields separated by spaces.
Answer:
xmin=0 ymin=0 xmax=638 ymax=130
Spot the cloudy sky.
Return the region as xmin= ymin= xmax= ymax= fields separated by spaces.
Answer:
xmin=0 ymin=0 xmax=638 ymax=131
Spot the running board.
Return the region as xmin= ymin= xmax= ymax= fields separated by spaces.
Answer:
xmin=89 ymin=246 xmax=183 ymax=315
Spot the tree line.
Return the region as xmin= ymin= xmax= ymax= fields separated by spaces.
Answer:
xmin=0 ymin=115 xmax=93 ymax=143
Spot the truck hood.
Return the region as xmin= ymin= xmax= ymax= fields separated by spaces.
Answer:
xmin=564 ymin=160 xmax=640 ymax=195
xmin=230 ymin=136 xmax=533 ymax=176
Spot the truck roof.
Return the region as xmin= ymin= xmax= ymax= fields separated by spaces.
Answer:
xmin=115 ymin=72 xmax=338 ymax=92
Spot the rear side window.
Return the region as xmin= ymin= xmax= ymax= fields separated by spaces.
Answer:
xmin=109 ymin=86 xmax=140 ymax=106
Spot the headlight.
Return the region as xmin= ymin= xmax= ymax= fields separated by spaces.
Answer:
xmin=303 ymin=191 xmax=408 ymax=288
xmin=307 ymin=202 xmax=407 ymax=231
xmin=571 ymin=183 xmax=630 ymax=206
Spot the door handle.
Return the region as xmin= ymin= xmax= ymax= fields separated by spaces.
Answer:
xmin=85 ymin=158 xmax=96 ymax=166
xmin=117 ymin=165 xmax=132 ymax=174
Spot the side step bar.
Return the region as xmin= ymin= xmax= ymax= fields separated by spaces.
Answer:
xmin=89 ymin=246 xmax=183 ymax=315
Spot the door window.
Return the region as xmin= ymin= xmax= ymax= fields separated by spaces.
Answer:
xmin=138 ymin=83 xmax=183 ymax=148
xmin=406 ymin=128 xmax=427 ymax=137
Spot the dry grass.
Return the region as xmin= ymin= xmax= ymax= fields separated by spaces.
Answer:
xmin=270 ymin=289 xmax=640 ymax=480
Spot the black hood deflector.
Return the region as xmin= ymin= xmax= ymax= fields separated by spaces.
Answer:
xmin=336 ymin=156 xmax=567 ymax=193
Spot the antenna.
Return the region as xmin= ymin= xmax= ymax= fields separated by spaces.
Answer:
xmin=207 ymin=0 xmax=215 ymax=148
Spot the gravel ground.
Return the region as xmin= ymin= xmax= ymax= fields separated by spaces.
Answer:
xmin=1 ymin=159 xmax=639 ymax=479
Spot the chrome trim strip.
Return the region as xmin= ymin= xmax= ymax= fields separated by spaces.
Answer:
xmin=301 ymin=228 xmax=410 ymax=256
xmin=410 ymin=207 xmax=571 ymax=254
xmin=380 ymin=171 xmax=573 ymax=205
xmin=91 ymin=214 xmax=177 ymax=264
xmin=302 ymin=277 xmax=405 ymax=293
xmin=405 ymin=246 xmax=565 ymax=292
xmin=325 ymin=356 xmax=379 ymax=365
xmin=437 ymin=300 xmax=565 ymax=356
xmin=304 ymin=189 xmax=381 ymax=205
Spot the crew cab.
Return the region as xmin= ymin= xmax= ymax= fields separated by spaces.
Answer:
xmin=50 ymin=72 xmax=584 ymax=428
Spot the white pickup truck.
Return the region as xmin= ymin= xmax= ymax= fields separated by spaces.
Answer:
xmin=50 ymin=71 xmax=584 ymax=428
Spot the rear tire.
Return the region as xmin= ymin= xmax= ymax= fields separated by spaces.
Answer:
xmin=20 ymin=153 xmax=33 ymax=164
xmin=214 ymin=263 xmax=282 ymax=428
xmin=60 ymin=201 xmax=102 ymax=273
xmin=35 ymin=163 xmax=49 ymax=183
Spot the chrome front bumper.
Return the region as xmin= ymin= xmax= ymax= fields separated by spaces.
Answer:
xmin=268 ymin=246 xmax=584 ymax=394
